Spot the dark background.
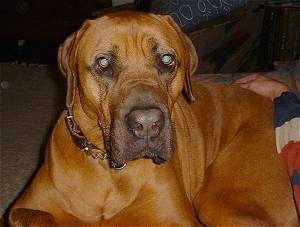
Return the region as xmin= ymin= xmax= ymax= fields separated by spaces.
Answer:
xmin=0 ymin=0 xmax=299 ymax=69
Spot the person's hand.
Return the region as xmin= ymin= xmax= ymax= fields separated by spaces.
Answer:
xmin=234 ymin=74 xmax=290 ymax=101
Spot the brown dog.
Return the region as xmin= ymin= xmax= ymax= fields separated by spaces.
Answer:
xmin=9 ymin=12 xmax=298 ymax=226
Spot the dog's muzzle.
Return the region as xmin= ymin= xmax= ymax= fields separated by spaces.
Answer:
xmin=109 ymin=103 xmax=174 ymax=168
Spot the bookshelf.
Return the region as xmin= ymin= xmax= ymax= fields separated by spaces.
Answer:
xmin=260 ymin=3 xmax=300 ymax=70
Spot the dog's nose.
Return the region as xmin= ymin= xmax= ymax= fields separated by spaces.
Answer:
xmin=126 ymin=108 xmax=164 ymax=139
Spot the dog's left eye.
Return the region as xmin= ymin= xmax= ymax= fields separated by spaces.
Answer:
xmin=96 ymin=57 xmax=110 ymax=69
xmin=157 ymin=53 xmax=177 ymax=75
xmin=161 ymin=54 xmax=175 ymax=66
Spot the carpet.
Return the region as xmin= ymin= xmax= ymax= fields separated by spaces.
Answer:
xmin=0 ymin=63 xmax=65 ymax=218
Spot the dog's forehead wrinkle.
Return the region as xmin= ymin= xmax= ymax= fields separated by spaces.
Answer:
xmin=93 ymin=42 xmax=119 ymax=58
xmin=89 ymin=18 xmax=174 ymax=58
xmin=121 ymin=34 xmax=159 ymax=62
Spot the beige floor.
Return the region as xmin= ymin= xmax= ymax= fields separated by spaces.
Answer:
xmin=0 ymin=63 xmax=65 ymax=218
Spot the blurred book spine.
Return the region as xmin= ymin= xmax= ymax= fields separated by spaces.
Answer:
xmin=260 ymin=3 xmax=300 ymax=70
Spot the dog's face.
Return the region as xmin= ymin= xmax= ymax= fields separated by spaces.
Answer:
xmin=58 ymin=12 xmax=198 ymax=168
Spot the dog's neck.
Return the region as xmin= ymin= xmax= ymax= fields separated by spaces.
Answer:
xmin=65 ymin=108 xmax=108 ymax=160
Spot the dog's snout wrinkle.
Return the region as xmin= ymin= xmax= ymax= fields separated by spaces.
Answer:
xmin=120 ymin=78 xmax=157 ymax=91
xmin=126 ymin=108 xmax=164 ymax=139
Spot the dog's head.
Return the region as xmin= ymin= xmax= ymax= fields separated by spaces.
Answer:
xmin=58 ymin=12 xmax=198 ymax=168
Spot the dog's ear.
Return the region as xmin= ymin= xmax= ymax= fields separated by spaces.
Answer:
xmin=57 ymin=21 xmax=90 ymax=109
xmin=161 ymin=15 xmax=198 ymax=103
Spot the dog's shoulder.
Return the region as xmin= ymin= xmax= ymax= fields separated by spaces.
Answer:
xmin=188 ymin=82 xmax=274 ymax=157
xmin=191 ymin=82 xmax=274 ymax=120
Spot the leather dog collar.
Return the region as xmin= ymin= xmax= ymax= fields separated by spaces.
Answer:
xmin=65 ymin=108 xmax=107 ymax=160
xmin=65 ymin=111 xmax=127 ymax=170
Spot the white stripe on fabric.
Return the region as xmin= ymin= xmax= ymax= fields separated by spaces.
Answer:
xmin=275 ymin=117 xmax=300 ymax=153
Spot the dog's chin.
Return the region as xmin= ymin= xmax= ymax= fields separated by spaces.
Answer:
xmin=109 ymin=148 xmax=171 ymax=170
xmin=110 ymin=160 xmax=127 ymax=169
xmin=143 ymin=151 xmax=168 ymax=164
xmin=152 ymin=155 xmax=167 ymax=164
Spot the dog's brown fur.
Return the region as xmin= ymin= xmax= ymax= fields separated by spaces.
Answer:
xmin=9 ymin=12 xmax=298 ymax=226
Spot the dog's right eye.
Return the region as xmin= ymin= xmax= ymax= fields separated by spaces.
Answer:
xmin=93 ymin=56 xmax=118 ymax=78
xmin=96 ymin=57 xmax=110 ymax=69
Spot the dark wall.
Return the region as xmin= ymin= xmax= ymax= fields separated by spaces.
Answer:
xmin=0 ymin=0 xmax=112 ymax=64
